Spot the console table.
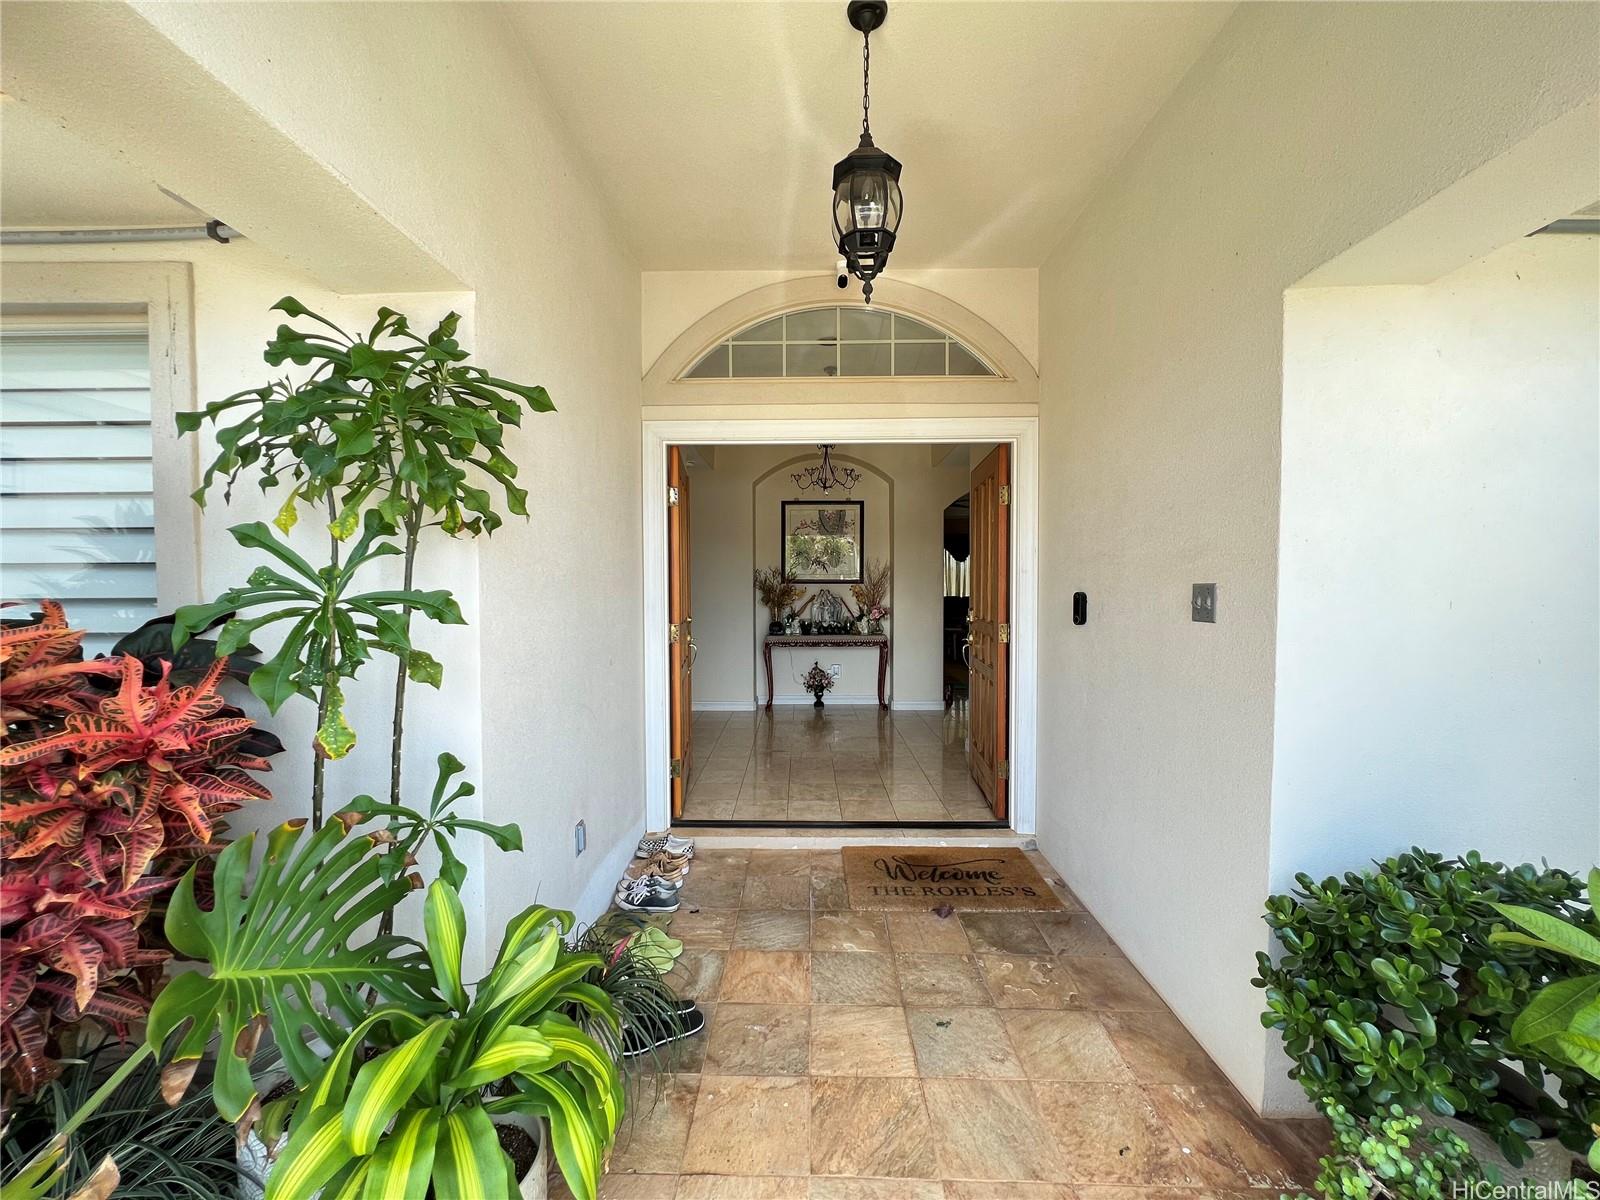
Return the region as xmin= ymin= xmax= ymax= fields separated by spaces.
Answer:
xmin=763 ymin=634 xmax=890 ymax=710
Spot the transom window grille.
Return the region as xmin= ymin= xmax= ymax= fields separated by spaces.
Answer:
xmin=0 ymin=316 xmax=157 ymax=654
xmin=684 ymin=306 xmax=995 ymax=379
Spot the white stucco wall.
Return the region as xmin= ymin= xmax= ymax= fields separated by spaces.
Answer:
xmin=643 ymin=269 xmax=1040 ymax=376
xmin=1036 ymin=1 xmax=1599 ymax=1115
xmin=1273 ymin=234 xmax=1600 ymax=881
xmin=687 ymin=444 xmax=972 ymax=708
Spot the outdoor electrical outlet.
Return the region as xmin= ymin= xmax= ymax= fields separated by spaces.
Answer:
xmin=574 ymin=820 xmax=586 ymax=856
xmin=1192 ymin=583 xmax=1217 ymax=623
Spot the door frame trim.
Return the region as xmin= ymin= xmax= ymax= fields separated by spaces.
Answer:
xmin=641 ymin=416 xmax=1039 ymax=836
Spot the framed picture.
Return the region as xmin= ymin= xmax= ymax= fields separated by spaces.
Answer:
xmin=782 ymin=500 xmax=865 ymax=584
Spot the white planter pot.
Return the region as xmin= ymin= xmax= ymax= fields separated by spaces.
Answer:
xmin=1420 ymin=1112 xmax=1573 ymax=1187
xmin=236 ymin=1118 xmax=548 ymax=1200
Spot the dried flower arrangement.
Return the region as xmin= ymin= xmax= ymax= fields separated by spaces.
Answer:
xmin=800 ymin=662 xmax=836 ymax=707
xmin=754 ymin=566 xmax=806 ymax=622
xmin=850 ymin=559 xmax=892 ymax=628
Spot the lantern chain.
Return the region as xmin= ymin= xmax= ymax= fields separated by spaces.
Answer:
xmin=861 ymin=24 xmax=872 ymax=140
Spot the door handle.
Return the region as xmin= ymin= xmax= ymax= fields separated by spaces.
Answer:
xmin=686 ymin=640 xmax=699 ymax=672
xmin=961 ymin=637 xmax=972 ymax=668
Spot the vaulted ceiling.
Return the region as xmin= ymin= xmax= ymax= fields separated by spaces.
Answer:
xmin=506 ymin=1 xmax=1234 ymax=270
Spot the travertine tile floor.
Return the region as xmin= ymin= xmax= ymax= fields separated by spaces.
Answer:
xmin=682 ymin=704 xmax=998 ymax=824
xmin=553 ymin=847 xmax=1327 ymax=1200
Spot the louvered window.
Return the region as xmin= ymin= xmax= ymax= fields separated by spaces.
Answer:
xmin=1 ymin=316 xmax=157 ymax=654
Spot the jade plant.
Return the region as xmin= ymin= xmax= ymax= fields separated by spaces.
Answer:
xmin=1255 ymin=848 xmax=1598 ymax=1179
xmin=264 ymin=881 xmax=622 ymax=1200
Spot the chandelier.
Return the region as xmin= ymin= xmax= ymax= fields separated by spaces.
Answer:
xmin=792 ymin=444 xmax=860 ymax=494
xmin=831 ymin=0 xmax=903 ymax=305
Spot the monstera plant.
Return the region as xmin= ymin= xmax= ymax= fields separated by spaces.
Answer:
xmin=264 ymin=881 xmax=621 ymax=1200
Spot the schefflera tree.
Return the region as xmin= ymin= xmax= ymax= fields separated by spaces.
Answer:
xmin=176 ymin=299 xmax=550 ymax=846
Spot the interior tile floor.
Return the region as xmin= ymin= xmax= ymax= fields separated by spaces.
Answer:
xmin=554 ymin=847 xmax=1328 ymax=1199
xmin=682 ymin=704 xmax=998 ymax=824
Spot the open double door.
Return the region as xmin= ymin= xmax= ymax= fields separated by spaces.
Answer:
xmin=666 ymin=442 xmax=1010 ymax=824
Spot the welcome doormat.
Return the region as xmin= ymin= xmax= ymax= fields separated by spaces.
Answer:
xmin=841 ymin=847 xmax=1064 ymax=912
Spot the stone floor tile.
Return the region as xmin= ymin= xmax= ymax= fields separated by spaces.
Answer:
xmin=941 ymin=1184 xmax=1077 ymax=1200
xmin=921 ymin=1078 xmax=1067 ymax=1182
xmin=1098 ymin=1012 xmax=1228 ymax=1085
xmin=895 ymin=954 xmax=991 ymax=1006
xmin=671 ymin=910 xmax=739 ymax=950
xmin=812 ymin=1181 xmax=943 ymax=1200
xmin=811 ymin=952 xmax=900 ymax=1005
xmin=703 ymin=1003 xmax=811 ymax=1076
xmin=666 ymin=949 xmax=726 ymax=1002
xmin=681 ymin=1075 xmax=812 ymax=1177
xmin=675 ymin=1175 xmax=809 ymax=1199
xmin=811 ymin=911 xmax=891 ymax=954
xmin=1031 ymin=1082 xmax=1198 ymax=1186
xmin=1144 ymin=1086 xmax=1310 ymax=1190
xmin=959 ymin=912 xmax=1052 ymax=956
xmin=809 ymin=1076 xmax=937 ymax=1178
xmin=610 ymin=1074 xmax=701 ymax=1174
xmin=885 ymin=911 xmax=971 ymax=954
xmin=1067 ymin=958 xmax=1166 ymax=1011
xmin=809 ymin=1004 xmax=917 ymax=1076
xmin=717 ymin=950 xmax=811 ymax=1004
xmin=735 ymin=910 xmax=813 ymax=951
xmin=1033 ymin=911 xmax=1125 ymax=958
xmin=907 ymin=1006 xmax=1024 ymax=1078
xmin=1001 ymin=1010 xmax=1134 ymax=1082
xmin=978 ymin=955 xmax=1083 ymax=1009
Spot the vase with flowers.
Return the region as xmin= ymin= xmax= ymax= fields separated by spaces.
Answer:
xmin=850 ymin=559 xmax=892 ymax=635
xmin=801 ymin=662 xmax=835 ymax=708
xmin=755 ymin=566 xmax=806 ymax=636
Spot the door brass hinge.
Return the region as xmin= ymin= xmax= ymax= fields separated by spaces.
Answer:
xmin=997 ymin=762 xmax=1011 ymax=781
xmin=668 ymin=485 xmax=680 ymax=507
xmin=998 ymin=623 xmax=1011 ymax=644
xmin=669 ymin=623 xmax=681 ymax=644
xmin=670 ymin=758 xmax=683 ymax=779
xmin=998 ymin=485 xmax=1010 ymax=506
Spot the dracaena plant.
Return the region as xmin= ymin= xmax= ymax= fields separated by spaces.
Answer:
xmin=0 ymin=604 xmax=276 ymax=1100
xmin=172 ymin=512 xmax=464 ymax=828
xmin=1 ymin=813 xmax=431 ymax=1199
xmin=176 ymin=298 xmax=551 ymax=834
xmin=264 ymin=881 xmax=622 ymax=1200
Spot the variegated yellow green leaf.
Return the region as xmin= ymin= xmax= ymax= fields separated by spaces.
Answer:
xmin=316 ymin=681 xmax=357 ymax=759
xmin=360 ymin=1108 xmax=439 ymax=1200
xmin=513 ymin=1071 xmax=602 ymax=1200
xmin=274 ymin=488 xmax=301 ymax=534
xmin=446 ymin=1025 xmax=556 ymax=1091
xmin=483 ymin=927 xmax=561 ymax=1010
xmin=265 ymin=1103 xmax=352 ymax=1200
xmin=424 ymin=879 xmax=469 ymax=1011
xmin=491 ymin=903 xmax=571 ymax=972
xmin=321 ymin=1161 xmax=370 ymax=1200
xmin=307 ymin=1008 xmax=427 ymax=1110
xmin=432 ymin=1106 xmax=509 ymax=1200
xmin=535 ymin=1013 xmax=623 ymax=1133
xmin=343 ymin=1018 xmax=454 ymax=1155
xmin=328 ymin=504 xmax=361 ymax=541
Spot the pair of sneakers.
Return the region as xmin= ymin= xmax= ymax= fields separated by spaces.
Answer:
xmin=615 ymin=833 xmax=696 ymax=913
xmin=620 ymin=998 xmax=708 ymax=1058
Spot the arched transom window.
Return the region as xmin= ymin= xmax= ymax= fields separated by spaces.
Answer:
xmin=682 ymin=306 xmax=996 ymax=380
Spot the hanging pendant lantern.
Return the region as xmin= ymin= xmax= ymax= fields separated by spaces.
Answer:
xmin=832 ymin=0 xmax=902 ymax=305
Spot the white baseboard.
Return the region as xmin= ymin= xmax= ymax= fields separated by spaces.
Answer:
xmin=891 ymin=699 xmax=946 ymax=711
xmin=692 ymin=701 xmax=758 ymax=712
xmin=768 ymin=694 xmax=882 ymax=706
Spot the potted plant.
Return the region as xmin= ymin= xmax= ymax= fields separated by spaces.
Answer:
xmin=262 ymin=880 xmax=622 ymax=1200
xmin=801 ymin=662 xmax=835 ymax=708
xmin=850 ymin=559 xmax=891 ymax=634
xmin=754 ymin=568 xmax=805 ymax=636
xmin=1255 ymin=848 xmax=1597 ymax=1192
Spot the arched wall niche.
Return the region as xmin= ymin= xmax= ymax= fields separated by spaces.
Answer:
xmin=644 ymin=275 xmax=1038 ymax=410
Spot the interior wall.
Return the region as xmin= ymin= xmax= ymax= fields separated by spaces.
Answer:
xmin=1035 ymin=1 xmax=1599 ymax=1115
xmin=688 ymin=444 xmax=972 ymax=707
xmin=643 ymin=269 xmax=1040 ymax=375
xmin=27 ymin=0 xmax=648 ymax=942
xmin=1274 ymin=233 xmax=1600 ymax=880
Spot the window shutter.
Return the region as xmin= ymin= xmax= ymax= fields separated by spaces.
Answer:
xmin=0 ymin=317 xmax=158 ymax=654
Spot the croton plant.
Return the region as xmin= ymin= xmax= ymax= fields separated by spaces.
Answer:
xmin=0 ymin=601 xmax=277 ymax=1100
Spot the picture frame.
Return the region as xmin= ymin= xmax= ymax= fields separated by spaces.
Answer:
xmin=781 ymin=499 xmax=864 ymax=584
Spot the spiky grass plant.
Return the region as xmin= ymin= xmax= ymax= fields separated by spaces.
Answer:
xmin=569 ymin=914 xmax=687 ymax=1118
xmin=0 ymin=1042 xmax=235 ymax=1199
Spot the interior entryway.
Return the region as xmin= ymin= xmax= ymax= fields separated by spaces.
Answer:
xmin=642 ymin=418 xmax=1040 ymax=838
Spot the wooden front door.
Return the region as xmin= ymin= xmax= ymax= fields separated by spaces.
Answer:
xmin=668 ymin=447 xmax=695 ymax=818
xmin=968 ymin=445 xmax=1010 ymax=819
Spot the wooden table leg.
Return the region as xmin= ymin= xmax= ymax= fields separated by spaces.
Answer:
xmin=764 ymin=641 xmax=774 ymax=711
xmin=878 ymin=642 xmax=889 ymax=710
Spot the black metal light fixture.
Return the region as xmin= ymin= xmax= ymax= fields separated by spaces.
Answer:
xmin=792 ymin=444 xmax=861 ymax=494
xmin=832 ymin=0 xmax=902 ymax=305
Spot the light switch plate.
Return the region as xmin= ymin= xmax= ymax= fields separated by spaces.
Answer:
xmin=1192 ymin=583 xmax=1216 ymax=623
